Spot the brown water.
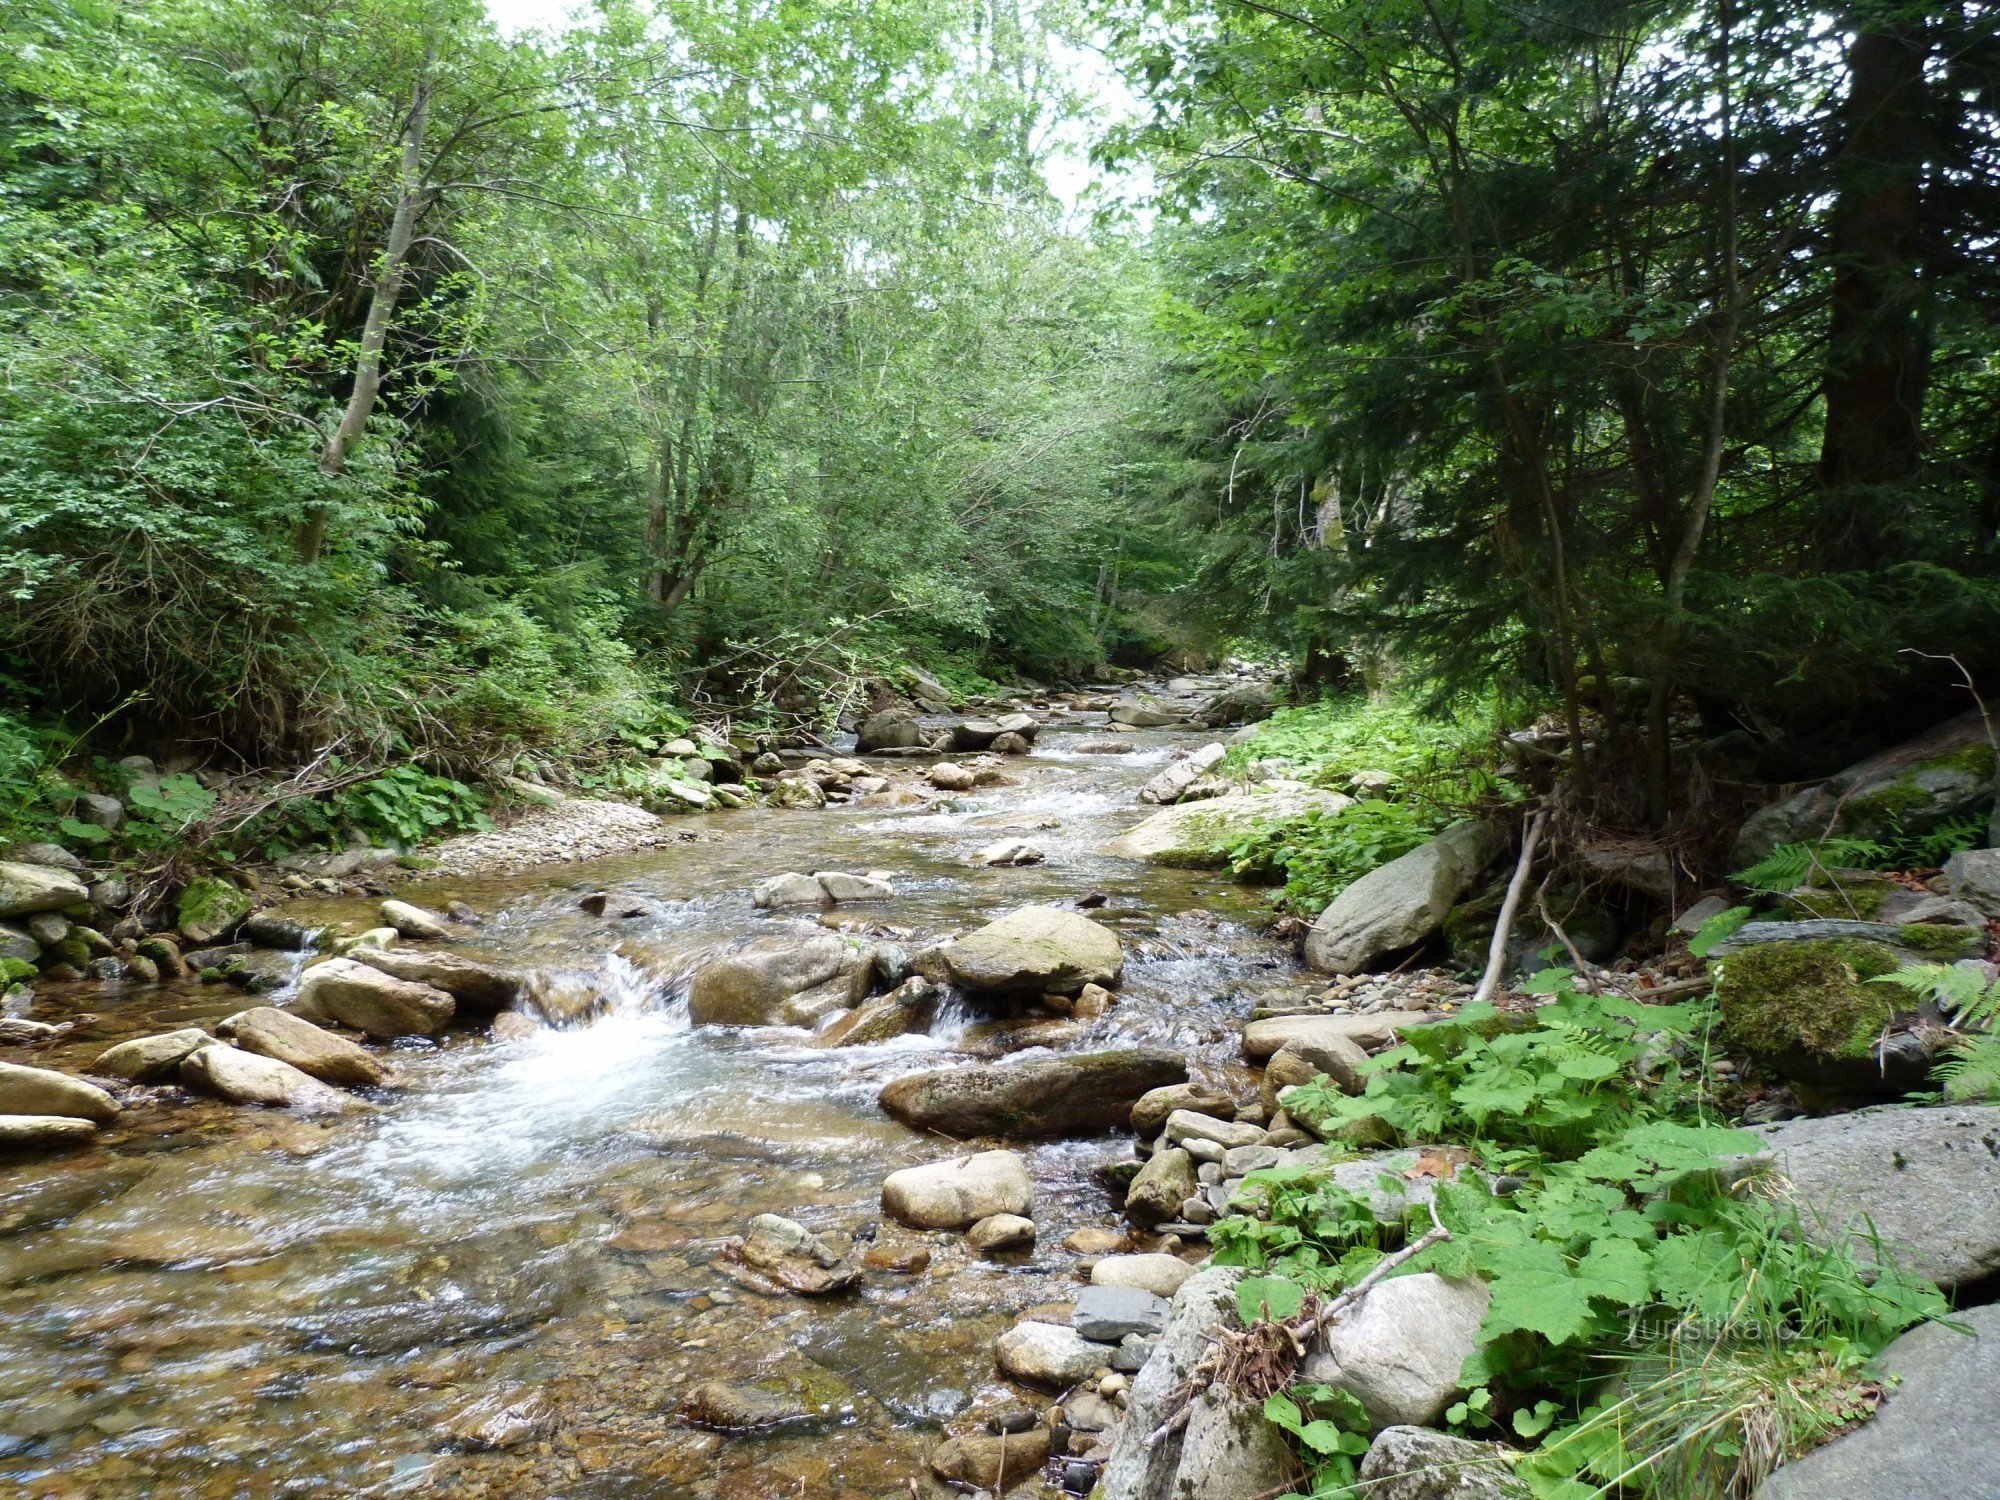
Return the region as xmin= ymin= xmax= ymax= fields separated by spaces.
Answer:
xmin=0 ymin=721 xmax=1309 ymax=1499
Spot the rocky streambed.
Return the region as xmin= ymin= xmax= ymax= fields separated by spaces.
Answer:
xmin=0 ymin=680 xmax=1361 ymax=1499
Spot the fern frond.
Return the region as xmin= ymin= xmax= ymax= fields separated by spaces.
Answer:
xmin=1870 ymin=961 xmax=1988 ymax=1012
xmin=1733 ymin=838 xmax=1888 ymax=893
xmin=1937 ymin=1036 xmax=2000 ymax=1103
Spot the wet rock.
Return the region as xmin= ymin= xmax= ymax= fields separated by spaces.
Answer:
xmin=997 ymin=1319 xmax=1104 ymax=1387
xmin=1355 ymin=1427 xmax=1531 ymax=1498
xmin=879 ymin=1048 xmax=1184 ymax=1138
xmin=490 ymin=1011 xmax=540 ymax=1042
xmin=753 ymin=872 xmax=829 ymax=909
xmin=134 ymin=935 xmax=187 ymax=978
xmin=718 ymin=1213 xmax=859 ymax=1296
xmin=1241 ymin=1010 xmax=1437 ymax=1061
xmin=176 ymin=875 xmax=254 ymax=945
xmin=0 ymin=921 xmax=38 ymax=963
xmin=434 ymin=1390 xmax=556 ymax=1452
xmin=219 ymin=1007 xmax=391 ymax=1088
xmin=1092 ymin=1254 xmax=1196 ymax=1299
xmin=1744 ymin=1103 xmax=2000 ymax=1290
xmin=1078 ymin=739 xmax=1136 ymax=754
xmin=944 ymin=905 xmax=1124 ymax=995
xmin=1305 ymin=820 xmax=1503 ymax=974
xmin=1124 ymin=1148 xmax=1198 ymax=1229
xmin=930 ymin=1427 xmax=1052 ymax=1489
xmin=580 ymin=891 xmax=653 ymax=919
xmin=1066 ymin=1227 xmax=1131 ymax=1255
xmin=1140 ymin=743 xmax=1228 ymax=805
xmin=295 ymin=957 xmax=455 ymax=1038
xmin=881 ymin=1149 xmax=1033 ymax=1229
xmin=1131 ymin=1083 xmax=1238 ymax=1137
xmin=815 ymin=871 xmax=894 ymax=902
xmin=952 ymin=720 xmax=1005 ymax=751
xmin=0 ymin=1115 xmax=99 ymax=1152
xmin=686 ymin=926 xmax=871 ymax=1028
xmin=352 ymin=948 xmax=524 ymax=1011
xmin=380 ymin=899 xmax=453 ymax=941
xmin=1755 ymin=1303 xmax=2000 ymax=1500
xmin=180 ymin=1044 xmax=367 ymax=1114
xmin=988 ymin=730 xmax=1029 ymax=754
xmin=1101 ymin=789 xmax=1351 ymax=866
xmin=769 ymin=777 xmax=827 ymax=809
xmin=862 ymin=1238 xmax=932 ymax=1273
xmin=0 ymin=1018 xmax=63 ymax=1044
xmin=1074 ymin=1284 xmax=1169 ymax=1342
xmin=678 ymin=1380 xmax=813 ymax=1431
xmin=967 ymin=1213 xmax=1037 ymax=1252
xmin=930 ymin=761 xmax=978 ymax=792
xmin=1302 ymin=1273 xmax=1489 ymax=1430
xmin=241 ymin=910 xmax=315 ymax=951
xmin=857 ymin=710 xmax=922 ymax=751
xmin=0 ymin=1062 xmax=118 ymax=1122
xmin=1108 ymin=699 xmax=1183 ymax=728
xmin=813 ymin=977 xmax=934 ymax=1046
xmin=973 ymin=839 xmax=1045 ymax=867
xmin=0 ymin=860 xmax=90 ymax=920
xmin=93 ymin=1028 xmax=215 ymax=1083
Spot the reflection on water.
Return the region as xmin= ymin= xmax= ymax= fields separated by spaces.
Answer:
xmin=0 ymin=724 xmax=1301 ymax=1497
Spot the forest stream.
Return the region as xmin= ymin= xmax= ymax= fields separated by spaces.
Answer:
xmin=0 ymin=710 xmax=1296 ymax=1499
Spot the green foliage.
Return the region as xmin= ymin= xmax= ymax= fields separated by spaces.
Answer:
xmin=1736 ymin=817 xmax=1987 ymax=894
xmin=1282 ymin=971 xmax=1718 ymax=1165
xmin=1223 ymin=800 xmax=1449 ymax=912
xmin=1685 ymin=906 xmax=1752 ymax=959
xmin=335 ymin=767 xmax=488 ymax=849
xmin=1873 ymin=961 xmax=2000 ymax=1103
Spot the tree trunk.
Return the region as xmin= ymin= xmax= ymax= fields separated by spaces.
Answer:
xmin=297 ymin=57 xmax=435 ymax=564
xmin=1814 ymin=18 xmax=1931 ymax=568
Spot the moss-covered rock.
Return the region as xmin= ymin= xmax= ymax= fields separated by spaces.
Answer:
xmin=1897 ymin=922 xmax=1981 ymax=959
xmin=1734 ymin=713 xmax=1997 ymax=866
xmin=1715 ymin=937 xmax=1929 ymax=1093
xmin=177 ymin=876 xmax=254 ymax=946
xmin=1781 ymin=870 xmax=1897 ymax=921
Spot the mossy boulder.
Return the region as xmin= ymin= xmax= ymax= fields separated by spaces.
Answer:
xmin=177 ymin=876 xmax=255 ymax=946
xmin=1714 ymin=937 xmax=1931 ymax=1094
xmin=1099 ymin=788 xmax=1352 ymax=867
xmin=1734 ymin=712 xmax=1997 ymax=866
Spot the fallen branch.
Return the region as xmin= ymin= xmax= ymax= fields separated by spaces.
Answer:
xmin=1472 ymin=809 xmax=1547 ymax=1008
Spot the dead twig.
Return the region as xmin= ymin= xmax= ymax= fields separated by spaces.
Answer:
xmin=1473 ymin=809 xmax=1547 ymax=1008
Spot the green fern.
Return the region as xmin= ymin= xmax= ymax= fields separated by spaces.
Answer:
xmin=1733 ymin=838 xmax=1890 ymax=893
xmin=1937 ymin=1037 xmax=2000 ymax=1103
xmin=1870 ymin=961 xmax=2000 ymax=1026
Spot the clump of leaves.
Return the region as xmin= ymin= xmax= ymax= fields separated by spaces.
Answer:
xmin=1222 ymin=799 xmax=1451 ymax=912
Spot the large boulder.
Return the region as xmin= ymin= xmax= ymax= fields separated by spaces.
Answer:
xmin=1109 ymin=699 xmax=1185 ymax=729
xmin=351 ymin=948 xmax=524 ymax=1011
xmin=1101 ymin=788 xmax=1352 ymax=867
xmin=294 ymin=957 xmax=455 ymax=1039
xmin=880 ymin=1048 xmax=1184 ymax=1138
xmin=379 ymin=899 xmax=453 ymax=941
xmin=881 ymin=1149 xmax=1033 ymax=1228
xmin=0 ymin=1062 xmax=119 ymax=1122
xmin=219 ymin=1007 xmax=391 ymax=1088
xmin=856 ymin=710 xmax=922 ymax=752
xmin=1305 ymin=820 xmax=1503 ymax=974
xmin=1124 ymin=1146 xmax=1198 ymax=1227
xmin=942 ymin=906 xmax=1123 ymax=995
xmin=1098 ymin=1266 xmax=1244 ymax=1500
xmin=178 ymin=1045 xmax=365 ymax=1113
xmin=1173 ymin=1383 xmax=1302 ymax=1500
xmin=1755 ymin=1304 xmax=2000 ymax=1500
xmin=1943 ymin=847 xmax=2000 ymax=918
xmin=1302 ymin=1274 xmax=1489 ymax=1430
xmin=1193 ymin=681 xmax=1283 ymax=728
xmin=686 ymin=927 xmax=871 ymax=1027
xmin=1355 ymin=1427 xmax=1531 ymax=1499
xmin=1139 ymin=743 xmax=1228 ymax=805
xmin=0 ymin=860 xmax=89 ymax=919
xmin=1713 ymin=935 xmax=1929 ymax=1095
xmin=1734 ymin=711 xmax=1997 ymax=866
xmin=1745 ymin=1104 xmax=2000 ymax=1291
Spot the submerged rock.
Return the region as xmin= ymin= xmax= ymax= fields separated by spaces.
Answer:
xmin=881 ymin=1149 xmax=1033 ymax=1228
xmin=686 ymin=927 xmax=871 ymax=1027
xmin=930 ymin=1428 xmax=1052 ymax=1490
xmin=718 ymin=1213 xmax=858 ymax=1296
xmin=879 ymin=1048 xmax=1184 ymax=1138
xmin=433 ymin=1390 xmax=557 ymax=1452
xmin=943 ymin=905 xmax=1124 ymax=995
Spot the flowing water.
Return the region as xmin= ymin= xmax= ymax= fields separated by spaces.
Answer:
xmin=0 ymin=720 xmax=1312 ymax=1499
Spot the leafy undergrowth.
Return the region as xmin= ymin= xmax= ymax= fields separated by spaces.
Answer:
xmin=1211 ymin=694 xmax=1520 ymax=912
xmin=1218 ymin=970 xmax=1948 ymax=1499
